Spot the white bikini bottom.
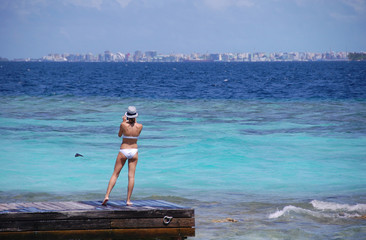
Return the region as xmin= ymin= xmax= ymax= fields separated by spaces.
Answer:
xmin=119 ymin=149 xmax=138 ymax=159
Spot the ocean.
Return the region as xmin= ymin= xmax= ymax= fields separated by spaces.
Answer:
xmin=1 ymin=61 xmax=366 ymax=239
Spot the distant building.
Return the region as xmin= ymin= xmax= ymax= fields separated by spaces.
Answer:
xmin=134 ymin=51 xmax=143 ymax=62
xmin=104 ymin=51 xmax=112 ymax=62
xmin=98 ymin=54 xmax=104 ymax=62
xmin=115 ymin=52 xmax=125 ymax=62
xmin=221 ymin=54 xmax=229 ymax=62
xmin=125 ymin=53 xmax=132 ymax=62
xmin=85 ymin=53 xmax=94 ymax=62
xmin=145 ymin=51 xmax=157 ymax=58
xmin=145 ymin=51 xmax=157 ymax=61
xmin=209 ymin=53 xmax=221 ymax=61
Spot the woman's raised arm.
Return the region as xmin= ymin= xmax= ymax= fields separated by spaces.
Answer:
xmin=118 ymin=116 xmax=126 ymax=137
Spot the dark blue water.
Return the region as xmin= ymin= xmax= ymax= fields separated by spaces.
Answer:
xmin=1 ymin=62 xmax=365 ymax=99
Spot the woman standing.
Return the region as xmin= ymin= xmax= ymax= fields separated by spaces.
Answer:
xmin=102 ymin=106 xmax=143 ymax=206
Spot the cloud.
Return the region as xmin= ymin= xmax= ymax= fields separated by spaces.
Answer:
xmin=202 ymin=0 xmax=255 ymax=10
xmin=115 ymin=0 xmax=132 ymax=8
xmin=62 ymin=0 xmax=132 ymax=10
xmin=62 ymin=0 xmax=104 ymax=10
xmin=0 ymin=0 xmax=46 ymax=16
xmin=341 ymin=0 xmax=366 ymax=13
xmin=328 ymin=0 xmax=366 ymax=21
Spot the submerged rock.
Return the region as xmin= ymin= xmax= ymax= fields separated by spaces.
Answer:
xmin=212 ymin=218 xmax=238 ymax=223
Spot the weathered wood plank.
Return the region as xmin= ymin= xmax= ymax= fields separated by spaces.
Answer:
xmin=0 ymin=227 xmax=195 ymax=240
xmin=0 ymin=209 xmax=194 ymax=221
xmin=111 ymin=218 xmax=195 ymax=229
xmin=0 ymin=219 xmax=111 ymax=232
xmin=0 ymin=200 xmax=195 ymax=221
xmin=0 ymin=203 xmax=20 ymax=211
xmin=0 ymin=201 xmax=94 ymax=213
xmin=34 ymin=202 xmax=63 ymax=211
xmin=0 ymin=217 xmax=195 ymax=232
xmin=0 ymin=200 xmax=190 ymax=214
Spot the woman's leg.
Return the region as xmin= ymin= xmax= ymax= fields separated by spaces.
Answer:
xmin=126 ymin=152 xmax=138 ymax=205
xmin=102 ymin=152 xmax=127 ymax=205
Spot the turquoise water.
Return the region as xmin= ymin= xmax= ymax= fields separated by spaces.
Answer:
xmin=1 ymin=95 xmax=366 ymax=239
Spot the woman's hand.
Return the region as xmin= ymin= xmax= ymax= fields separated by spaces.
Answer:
xmin=122 ymin=115 xmax=127 ymax=122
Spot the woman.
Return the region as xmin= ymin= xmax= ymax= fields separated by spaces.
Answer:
xmin=102 ymin=106 xmax=143 ymax=206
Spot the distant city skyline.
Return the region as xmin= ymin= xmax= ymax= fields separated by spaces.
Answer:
xmin=6 ymin=50 xmax=355 ymax=62
xmin=1 ymin=0 xmax=366 ymax=59
xmin=1 ymin=49 xmax=361 ymax=61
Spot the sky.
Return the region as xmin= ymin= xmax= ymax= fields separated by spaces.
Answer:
xmin=0 ymin=0 xmax=366 ymax=59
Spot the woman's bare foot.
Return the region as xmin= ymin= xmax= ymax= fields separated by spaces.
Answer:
xmin=126 ymin=201 xmax=133 ymax=206
xmin=102 ymin=197 xmax=109 ymax=206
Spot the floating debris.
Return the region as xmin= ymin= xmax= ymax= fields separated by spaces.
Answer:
xmin=212 ymin=218 xmax=238 ymax=223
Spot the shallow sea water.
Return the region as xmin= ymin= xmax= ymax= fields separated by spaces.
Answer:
xmin=1 ymin=62 xmax=366 ymax=239
xmin=1 ymin=96 xmax=366 ymax=239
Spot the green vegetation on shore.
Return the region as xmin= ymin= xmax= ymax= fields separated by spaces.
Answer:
xmin=348 ymin=52 xmax=366 ymax=61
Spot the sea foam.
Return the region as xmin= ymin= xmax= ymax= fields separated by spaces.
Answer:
xmin=269 ymin=200 xmax=365 ymax=219
xmin=311 ymin=200 xmax=366 ymax=212
xmin=269 ymin=205 xmax=307 ymax=219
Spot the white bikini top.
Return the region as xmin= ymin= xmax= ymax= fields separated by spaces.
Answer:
xmin=122 ymin=135 xmax=139 ymax=139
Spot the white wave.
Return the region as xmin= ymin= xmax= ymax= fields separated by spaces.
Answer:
xmin=268 ymin=205 xmax=321 ymax=219
xmin=268 ymin=203 xmax=363 ymax=219
xmin=311 ymin=200 xmax=366 ymax=213
xmin=269 ymin=205 xmax=295 ymax=219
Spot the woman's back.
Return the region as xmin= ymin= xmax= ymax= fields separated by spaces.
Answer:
xmin=120 ymin=119 xmax=143 ymax=149
xmin=121 ymin=121 xmax=142 ymax=137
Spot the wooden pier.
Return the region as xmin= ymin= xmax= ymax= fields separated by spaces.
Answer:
xmin=0 ymin=200 xmax=195 ymax=240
